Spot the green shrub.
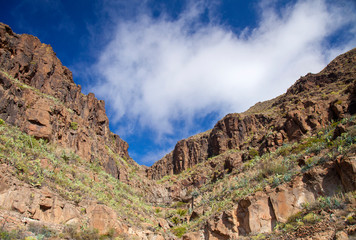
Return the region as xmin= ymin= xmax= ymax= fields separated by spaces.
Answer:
xmin=172 ymin=201 xmax=186 ymax=208
xmin=284 ymin=223 xmax=296 ymax=231
xmin=346 ymin=215 xmax=356 ymax=224
xmin=257 ymin=157 xmax=289 ymax=181
xmin=305 ymin=157 xmax=316 ymax=166
xmin=277 ymin=145 xmax=290 ymax=157
xmin=249 ymin=148 xmax=259 ymax=159
xmin=24 ymin=237 xmax=37 ymax=240
xmin=0 ymin=229 xmax=25 ymax=240
xmin=243 ymin=159 xmax=255 ymax=169
xmin=283 ymin=173 xmax=292 ymax=182
xmin=272 ymin=175 xmax=282 ymax=187
xmin=297 ymin=221 xmax=304 ymax=227
xmin=251 ymin=233 xmax=266 ymax=240
xmin=302 ymin=213 xmax=319 ymax=224
xmin=172 ymin=226 xmax=187 ymax=237
xmin=70 ymin=122 xmax=78 ymax=130
xmin=0 ymin=119 xmax=5 ymax=125
xmin=176 ymin=208 xmax=187 ymax=216
xmin=64 ymin=225 xmax=100 ymax=240
xmin=171 ymin=216 xmax=181 ymax=225
xmin=100 ymin=228 xmax=115 ymax=239
xmin=287 ymin=211 xmax=303 ymax=223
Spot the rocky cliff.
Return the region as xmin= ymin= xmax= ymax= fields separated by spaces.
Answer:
xmin=0 ymin=22 xmax=170 ymax=239
xmin=148 ymin=48 xmax=356 ymax=180
xmin=0 ymin=22 xmax=355 ymax=240
xmin=146 ymin=48 xmax=356 ymax=239
xmin=0 ymin=23 xmax=134 ymax=180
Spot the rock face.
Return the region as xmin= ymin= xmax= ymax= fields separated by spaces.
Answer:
xmin=148 ymin=131 xmax=210 ymax=180
xmin=0 ymin=23 xmax=171 ymax=238
xmin=0 ymin=163 xmax=127 ymax=235
xmin=147 ymin=48 xmax=356 ymax=179
xmin=87 ymin=204 xmax=128 ymax=235
xmin=0 ymin=23 xmax=132 ymax=180
xmin=1 ymin=22 xmax=356 ymax=239
xmin=204 ymin=156 xmax=356 ymax=239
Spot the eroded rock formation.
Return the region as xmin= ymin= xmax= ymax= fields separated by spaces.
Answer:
xmin=0 ymin=23 xmax=132 ymax=180
xmin=1 ymin=22 xmax=355 ymax=239
xmin=148 ymin=48 xmax=356 ymax=179
xmin=203 ymin=156 xmax=355 ymax=239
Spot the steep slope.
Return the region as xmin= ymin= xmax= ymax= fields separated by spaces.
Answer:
xmin=148 ymin=48 xmax=356 ymax=180
xmin=146 ymin=48 xmax=356 ymax=239
xmin=0 ymin=23 xmax=134 ymax=180
xmin=0 ymin=23 xmax=171 ymax=239
xmin=0 ymin=22 xmax=355 ymax=240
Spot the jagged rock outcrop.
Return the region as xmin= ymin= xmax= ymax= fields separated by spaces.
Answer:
xmin=203 ymin=156 xmax=356 ymax=239
xmin=1 ymin=22 xmax=355 ymax=239
xmin=0 ymin=23 xmax=172 ymax=238
xmin=0 ymin=23 xmax=133 ymax=180
xmin=0 ymin=163 xmax=127 ymax=235
xmin=147 ymin=152 xmax=174 ymax=180
xmin=147 ymin=48 xmax=356 ymax=179
xmin=148 ymin=131 xmax=210 ymax=180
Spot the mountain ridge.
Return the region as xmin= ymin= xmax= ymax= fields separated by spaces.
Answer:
xmin=0 ymin=22 xmax=355 ymax=239
xmin=147 ymin=47 xmax=356 ymax=180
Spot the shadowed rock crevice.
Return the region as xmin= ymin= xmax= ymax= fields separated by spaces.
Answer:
xmin=28 ymin=119 xmax=46 ymax=126
xmin=236 ymin=199 xmax=251 ymax=235
xmin=268 ymin=197 xmax=277 ymax=232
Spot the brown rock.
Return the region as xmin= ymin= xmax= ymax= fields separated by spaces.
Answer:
xmin=190 ymin=207 xmax=204 ymax=221
xmin=0 ymin=23 xmax=131 ymax=180
xmin=209 ymin=114 xmax=270 ymax=157
xmin=12 ymin=198 xmax=27 ymax=214
xmin=269 ymin=176 xmax=314 ymax=223
xmin=336 ymin=231 xmax=349 ymax=240
xmin=172 ymin=135 xmax=209 ymax=174
xmin=157 ymin=218 xmax=170 ymax=230
xmin=239 ymin=192 xmax=275 ymax=234
xmin=87 ymin=204 xmax=128 ymax=235
xmin=182 ymin=231 xmax=203 ymax=240
xmin=336 ymin=156 xmax=356 ymax=192
xmin=205 ymin=209 xmax=239 ymax=239
xmin=333 ymin=124 xmax=347 ymax=139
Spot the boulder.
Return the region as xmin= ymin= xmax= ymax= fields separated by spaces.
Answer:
xmin=87 ymin=204 xmax=128 ymax=235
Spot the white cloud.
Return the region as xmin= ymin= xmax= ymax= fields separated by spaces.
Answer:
xmin=93 ymin=0 xmax=356 ymax=141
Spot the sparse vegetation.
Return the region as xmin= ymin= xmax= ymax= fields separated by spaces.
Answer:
xmin=158 ymin=116 xmax=356 ymax=233
xmin=0 ymin=70 xmax=75 ymax=113
xmin=0 ymin=229 xmax=26 ymax=240
xmin=70 ymin=121 xmax=78 ymax=130
xmin=0 ymin=121 xmax=156 ymax=229
xmin=2 ymin=113 xmax=348 ymax=237
xmin=248 ymin=148 xmax=259 ymax=159
xmin=171 ymin=225 xmax=187 ymax=237
xmin=1 ymin=25 xmax=355 ymax=239
xmin=302 ymin=213 xmax=320 ymax=224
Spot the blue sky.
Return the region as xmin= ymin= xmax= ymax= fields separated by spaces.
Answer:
xmin=1 ymin=0 xmax=356 ymax=166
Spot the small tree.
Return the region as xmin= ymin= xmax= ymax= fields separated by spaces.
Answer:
xmin=191 ymin=189 xmax=200 ymax=210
